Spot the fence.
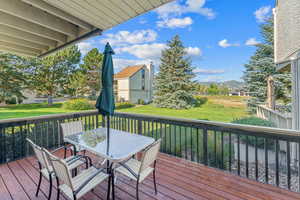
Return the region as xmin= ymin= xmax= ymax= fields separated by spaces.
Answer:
xmin=257 ymin=104 xmax=292 ymax=129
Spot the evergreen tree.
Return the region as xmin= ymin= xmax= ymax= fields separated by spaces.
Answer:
xmin=29 ymin=45 xmax=81 ymax=105
xmin=153 ymin=35 xmax=196 ymax=109
xmin=0 ymin=53 xmax=30 ymax=104
xmin=243 ymin=17 xmax=291 ymax=105
xmin=79 ymin=48 xmax=103 ymax=96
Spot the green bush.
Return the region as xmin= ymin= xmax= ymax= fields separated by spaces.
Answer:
xmin=5 ymin=97 xmax=17 ymax=104
xmin=231 ymin=117 xmax=276 ymax=148
xmin=137 ymin=99 xmax=146 ymax=105
xmin=231 ymin=117 xmax=275 ymax=127
xmin=63 ymin=98 xmax=93 ymax=110
xmin=115 ymin=102 xmax=135 ymax=109
xmin=194 ymin=96 xmax=208 ymax=107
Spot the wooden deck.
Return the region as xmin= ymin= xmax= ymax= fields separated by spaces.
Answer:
xmin=1 ymin=151 xmax=300 ymax=200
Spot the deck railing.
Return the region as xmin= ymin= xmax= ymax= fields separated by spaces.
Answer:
xmin=1 ymin=111 xmax=300 ymax=192
xmin=256 ymin=104 xmax=292 ymax=129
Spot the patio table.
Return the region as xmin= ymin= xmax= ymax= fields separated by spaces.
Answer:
xmin=64 ymin=127 xmax=155 ymax=199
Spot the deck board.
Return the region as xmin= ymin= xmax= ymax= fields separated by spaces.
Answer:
xmin=0 ymin=151 xmax=300 ymax=200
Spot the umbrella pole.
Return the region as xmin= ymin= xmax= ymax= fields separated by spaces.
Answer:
xmin=107 ymin=115 xmax=110 ymax=155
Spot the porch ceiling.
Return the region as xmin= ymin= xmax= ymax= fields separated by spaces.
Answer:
xmin=0 ymin=0 xmax=172 ymax=57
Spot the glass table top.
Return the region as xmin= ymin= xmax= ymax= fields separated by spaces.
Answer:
xmin=64 ymin=127 xmax=155 ymax=162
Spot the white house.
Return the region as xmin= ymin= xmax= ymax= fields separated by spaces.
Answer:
xmin=114 ymin=63 xmax=154 ymax=104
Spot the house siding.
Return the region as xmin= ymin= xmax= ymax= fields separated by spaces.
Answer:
xmin=275 ymin=0 xmax=300 ymax=65
xmin=114 ymin=64 xmax=154 ymax=103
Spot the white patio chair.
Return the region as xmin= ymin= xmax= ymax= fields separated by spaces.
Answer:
xmin=115 ymin=139 xmax=161 ymax=200
xmin=26 ymin=138 xmax=90 ymax=200
xmin=45 ymin=149 xmax=110 ymax=200
xmin=60 ymin=121 xmax=87 ymax=158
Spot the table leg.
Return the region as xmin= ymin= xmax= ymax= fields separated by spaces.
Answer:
xmin=106 ymin=162 xmax=115 ymax=200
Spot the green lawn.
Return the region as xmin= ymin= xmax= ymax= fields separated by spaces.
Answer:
xmin=120 ymin=97 xmax=248 ymax=122
xmin=0 ymin=96 xmax=249 ymax=122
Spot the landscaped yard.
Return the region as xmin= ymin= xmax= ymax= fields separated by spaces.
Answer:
xmin=0 ymin=96 xmax=249 ymax=122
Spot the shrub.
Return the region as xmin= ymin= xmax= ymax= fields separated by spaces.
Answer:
xmin=194 ymin=96 xmax=208 ymax=107
xmin=5 ymin=97 xmax=17 ymax=104
xmin=63 ymin=98 xmax=93 ymax=110
xmin=231 ymin=117 xmax=275 ymax=127
xmin=137 ymin=99 xmax=146 ymax=105
xmin=115 ymin=102 xmax=135 ymax=109
xmin=231 ymin=117 xmax=276 ymax=148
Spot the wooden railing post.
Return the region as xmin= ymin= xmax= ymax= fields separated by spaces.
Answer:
xmin=138 ymin=120 xmax=142 ymax=135
xmin=203 ymin=128 xmax=208 ymax=166
xmin=102 ymin=115 xmax=105 ymax=128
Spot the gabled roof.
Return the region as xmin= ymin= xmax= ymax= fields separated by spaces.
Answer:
xmin=0 ymin=0 xmax=173 ymax=57
xmin=114 ymin=65 xmax=144 ymax=79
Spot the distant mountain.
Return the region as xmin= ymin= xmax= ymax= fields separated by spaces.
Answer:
xmin=198 ymin=80 xmax=245 ymax=90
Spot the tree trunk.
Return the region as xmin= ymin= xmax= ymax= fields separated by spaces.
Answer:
xmin=267 ymin=76 xmax=275 ymax=110
xmin=47 ymin=95 xmax=53 ymax=105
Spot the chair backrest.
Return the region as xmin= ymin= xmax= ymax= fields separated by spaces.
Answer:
xmin=60 ymin=121 xmax=84 ymax=137
xmin=44 ymin=149 xmax=74 ymax=190
xmin=26 ymin=138 xmax=51 ymax=172
xmin=139 ymin=139 xmax=161 ymax=173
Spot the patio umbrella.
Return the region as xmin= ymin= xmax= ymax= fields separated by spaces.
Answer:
xmin=95 ymin=42 xmax=115 ymax=154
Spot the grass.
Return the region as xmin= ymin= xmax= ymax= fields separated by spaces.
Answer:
xmin=0 ymin=103 xmax=74 ymax=120
xmin=121 ymin=96 xmax=249 ymax=122
xmin=0 ymin=96 xmax=249 ymax=122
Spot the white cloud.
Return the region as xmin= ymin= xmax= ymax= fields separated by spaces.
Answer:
xmin=100 ymin=29 xmax=157 ymax=46
xmin=254 ymin=6 xmax=271 ymax=23
xmin=157 ymin=17 xmax=193 ymax=28
xmin=245 ymin=38 xmax=260 ymax=46
xmin=115 ymin=43 xmax=167 ymax=60
xmin=116 ymin=43 xmax=202 ymax=60
xmin=156 ymin=0 xmax=216 ymax=20
xmin=218 ymin=39 xmax=240 ymax=48
xmin=113 ymin=58 xmax=147 ymax=72
xmin=194 ymin=68 xmax=225 ymax=74
xmin=185 ymin=47 xmax=202 ymax=56
xmin=202 ymin=75 xmax=224 ymax=82
xmin=77 ymin=42 xmax=93 ymax=54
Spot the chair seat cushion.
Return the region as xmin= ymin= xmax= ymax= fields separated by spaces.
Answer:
xmin=59 ymin=166 xmax=108 ymax=199
xmin=116 ymin=158 xmax=154 ymax=183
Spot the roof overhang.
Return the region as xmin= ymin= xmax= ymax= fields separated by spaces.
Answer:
xmin=0 ymin=0 xmax=172 ymax=57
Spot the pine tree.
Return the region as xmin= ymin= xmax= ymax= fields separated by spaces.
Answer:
xmin=79 ymin=48 xmax=103 ymax=96
xmin=0 ymin=53 xmax=30 ymax=104
xmin=29 ymin=45 xmax=81 ymax=105
xmin=243 ymin=17 xmax=291 ymax=105
xmin=153 ymin=35 xmax=196 ymax=109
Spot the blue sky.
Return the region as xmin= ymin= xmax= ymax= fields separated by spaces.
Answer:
xmin=78 ymin=0 xmax=275 ymax=82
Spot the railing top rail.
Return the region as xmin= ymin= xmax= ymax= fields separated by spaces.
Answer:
xmin=115 ymin=112 xmax=300 ymax=138
xmin=257 ymin=104 xmax=292 ymax=118
xmin=1 ymin=110 xmax=300 ymax=139
xmin=0 ymin=110 xmax=98 ymax=125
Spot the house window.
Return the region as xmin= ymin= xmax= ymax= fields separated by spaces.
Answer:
xmin=141 ymin=69 xmax=145 ymax=90
xmin=141 ymin=69 xmax=145 ymax=79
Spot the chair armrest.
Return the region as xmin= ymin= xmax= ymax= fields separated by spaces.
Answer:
xmin=73 ymin=167 xmax=106 ymax=195
xmin=51 ymin=146 xmax=66 ymax=154
xmin=118 ymin=162 xmax=139 ymax=179
xmin=67 ymin=155 xmax=92 ymax=167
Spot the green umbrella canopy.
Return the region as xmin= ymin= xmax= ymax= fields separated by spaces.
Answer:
xmin=95 ymin=43 xmax=115 ymax=116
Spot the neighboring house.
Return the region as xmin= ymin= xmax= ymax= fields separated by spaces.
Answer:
xmin=114 ymin=63 xmax=154 ymax=103
xmin=229 ymin=89 xmax=250 ymax=97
